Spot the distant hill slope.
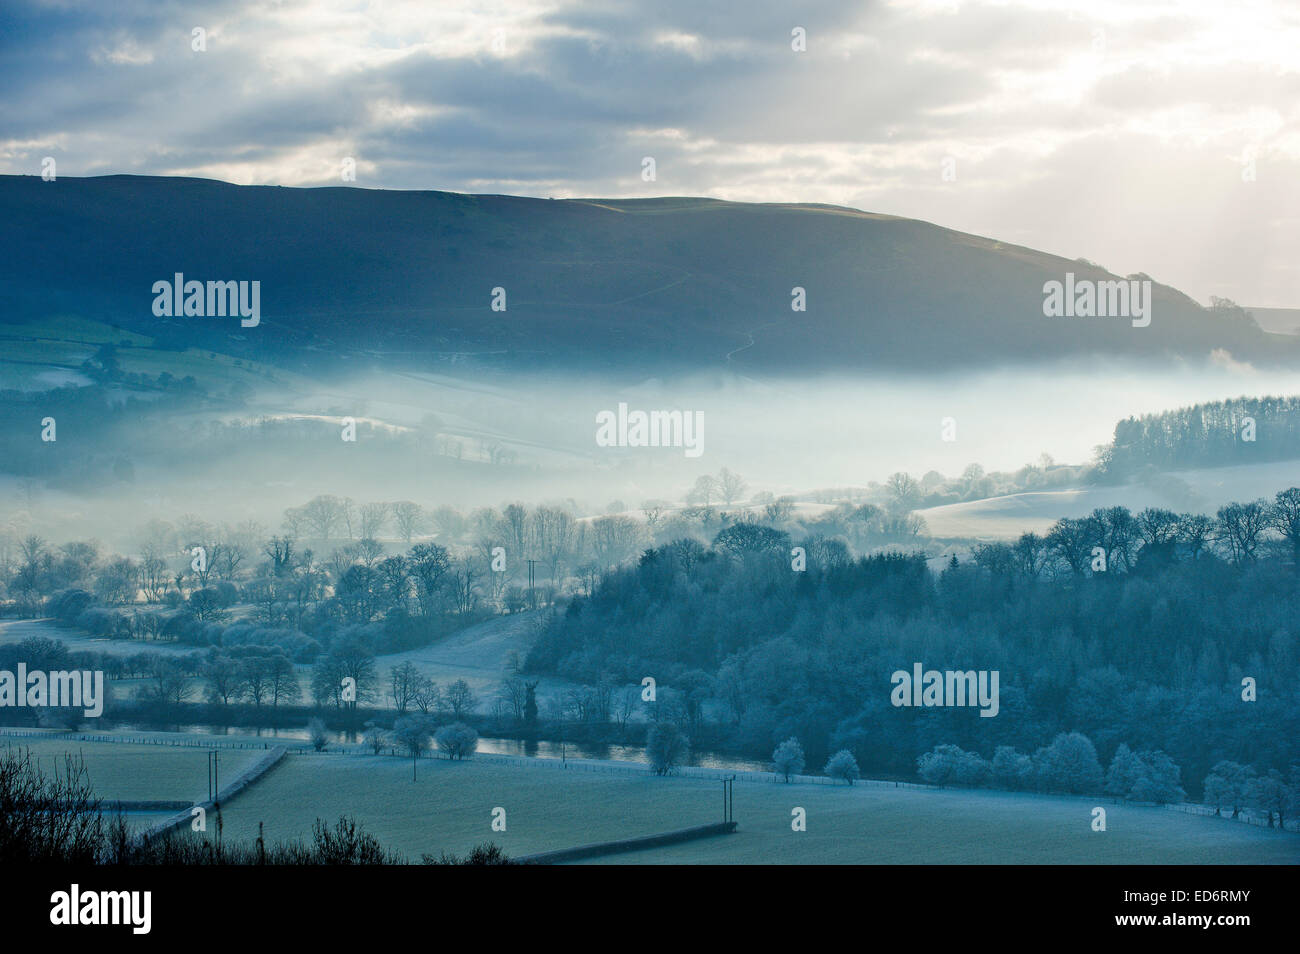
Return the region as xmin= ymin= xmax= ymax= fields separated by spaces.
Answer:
xmin=2 ymin=174 xmax=1293 ymax=375
xmin=1247 ymin=306 xmax=1300 ymax=336
xmin=919 ymin=459 xmax=1300 ymax=540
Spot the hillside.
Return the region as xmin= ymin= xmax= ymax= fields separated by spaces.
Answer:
xmin=918 ymin=459 xmax=1300 ymax=540
xmin=3 ymin=174 xmax=1294 ymax=376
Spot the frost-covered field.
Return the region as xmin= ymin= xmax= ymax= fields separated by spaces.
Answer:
xmin=368 ymin=612 xmax=581 ymax=711
xmin=0 ymin=618 xmax=197 ymax=657
xmin=0 ymin=736 xmax=260 ymax=803
xmin=0 ymin=614 xmax=572 ymax=716
xmin=214 ymin=753 xmax=1300 ymax=865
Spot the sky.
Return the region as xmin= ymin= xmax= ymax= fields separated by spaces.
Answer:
xmin=2 ymin=0 xmax=1297 ymax=307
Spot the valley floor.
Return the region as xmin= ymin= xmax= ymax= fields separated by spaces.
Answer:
xmin=6 ymin=732 xmax=1295 ymax=865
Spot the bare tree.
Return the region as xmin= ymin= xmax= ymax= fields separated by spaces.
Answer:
xmin=1215 ymin=500 xmax=1270 ymax=566
xmin=1046 ymin=516 xmax=1100 ymax=576
xmin=501 ymin=503 xmax=531 ymax=561
xmin=1268 ymin=488 xmax=1300 ymax=563
xmin=499 ymin=674 xmax=527 ymax=722
xmin=1093 ymin=506 xmax=1139 ymax=572
xmin=687 ymin=475 xmax=720 ymax=506
xmin=139 ymin=545 xmax=170 ymax=602
xmin=641 ymin=500 xmax=669 ymax=532
xmin=430 ymin=506 xmax=467 ymax=540
xmin=448 ymin=558 xmax=482 ymax=614
xmin=886 ymin=472 xmax=922 ymax=513
xmin=717 ymin=468 xmax=748 ymax=506
xmin=409 ymin=543 xmax=451 ymax=617
xmin=531 ymin=505 xmax=576 ymax=582
xmin=214 ymin=538 xmax=247 ymax=579
xmin=263 ymin=536 xmax=296 ymax=577
xmin=764 ymin=496 xmax=796 ymax=523
xmin=388 ymin=662 xmax=423 ymax=714
xmin=411 ymin=676 xmax=441 ymax=716
xmin=19 ymin=534 xmax=45 ymax=566
xmin=240 ymin=655 xmax=273 ymax=708
xmin=590 ymin=515 xmax=645 ymax=569
xmin=390 ymin=501 xmax=424 ymax=544
xmin=339 ymin=497 xmax=358 ymax=540
xmin=300 ymin=495 xmax=348 ymax=542
xmin=359 ymin=502 xmax=390 ymax=540
xmin=1012 ymin=531 xmax=1048 ymax=579
xmin=444 ymin=678 xmax=478 ymax=719
xmin=1179 ymin=513 xmax=1214 ymax=559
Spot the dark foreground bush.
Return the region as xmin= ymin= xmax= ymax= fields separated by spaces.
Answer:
xmin=0 ymin=747 xmax=106 ymax=864
xmin=127 ymin=816 xmax=406 ymax=865
xmin=422 ymin=843 xmax=514 ymax=865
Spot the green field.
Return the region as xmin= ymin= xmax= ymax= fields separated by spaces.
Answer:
xmin=1 ymin=737 xmax=259 ymax=803
xmin=0 ymin=314 xmax=308 ymax=392
xmin=214 ymin=753 xmax=1300 ymax=864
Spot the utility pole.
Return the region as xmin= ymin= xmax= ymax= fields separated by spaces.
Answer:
xmin=208 ymin=749 xmax=219 ymax=802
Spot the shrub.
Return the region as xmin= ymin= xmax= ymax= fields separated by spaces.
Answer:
xmin=423 ymin=843 xmax=514 ymax=865
xmin=50 ymin=589 xmax=94 ymax=624
xmin=307 ymin=717 xmax=329 ymax=752
xmin=646 ymin=723 xmax=688 ymax=776
xmin=362 ymin=721 xmax=387 ymax=755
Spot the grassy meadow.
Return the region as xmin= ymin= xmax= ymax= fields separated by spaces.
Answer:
xmin=1 ymin=737 xmax=260 ymax=803
xmin=213 ymin=752 xmax=1300 ymax=865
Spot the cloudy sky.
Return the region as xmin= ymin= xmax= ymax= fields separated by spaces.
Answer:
xmin=3 ymin=0 xmax=1297 ymax=306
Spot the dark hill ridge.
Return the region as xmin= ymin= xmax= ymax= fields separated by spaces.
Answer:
xmin=1 ymin=174 xmax=1291 ymax=375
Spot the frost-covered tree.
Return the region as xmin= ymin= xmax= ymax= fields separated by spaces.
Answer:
xmin=716 ymin=468 xmax=748 ymax=506
xmin=1034 ymin=732 xmax=1103 ymax=794
xmin=917 ymin=744 xmax=989 ymax=788
xmin=392 ymin=714 xmax=436 ymax=779
xmin=992 ymin=746 xmax=1034 ymax=791
xmin=824 ymin=749 xmax=860 ymax=785
xmin=1203 ymin=761 xmax=1255 ymax=818
xmin=1104 ymin=743 xmax=1143 ymax=798
xmin=434 ymin=722 xmax=478 ymax=761
xmin=1128 ymin=750 xmax=1185 ymax=805
xmin=773 ymin=737 xmax=805 ymax=782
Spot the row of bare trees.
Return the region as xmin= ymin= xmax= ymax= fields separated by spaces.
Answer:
xmin=973 ymin=490 xmax=1300 ymax=578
